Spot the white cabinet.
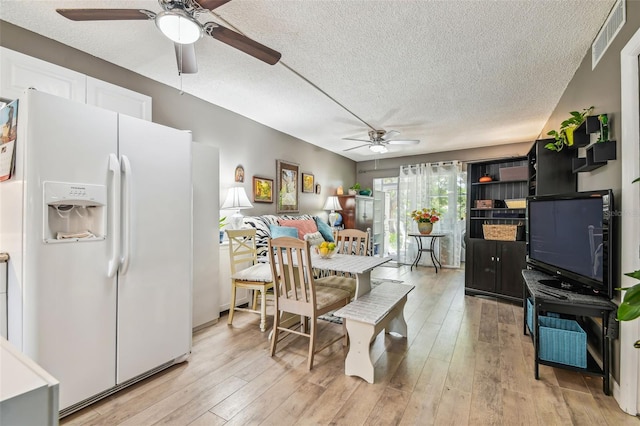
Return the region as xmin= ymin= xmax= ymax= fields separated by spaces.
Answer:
xmin=86 ymin=77 xmax=152 ymax=121
xmin=219 ymin=243 xmax=250 ymax=312
xmin=0 ymin=47 xmax=85 ymax=102
xmin=1 ymin=337 xmax=59 ymax=426
xmin=0 ymin=47 xmax=151 ymax=121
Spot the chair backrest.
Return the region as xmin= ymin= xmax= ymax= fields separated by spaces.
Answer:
xmin=227 ymin=229 xmax=258 ymax=275
xmin=268 ymin=236 xmax=317 ymax=316
xmin=333 ymin=229 xmax=370 ymax=256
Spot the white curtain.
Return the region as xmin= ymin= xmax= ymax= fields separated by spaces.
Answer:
xmin=398 ymin=161 xmax=464 ymax=268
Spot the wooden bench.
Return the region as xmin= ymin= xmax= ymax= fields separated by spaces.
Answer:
xmin=333 ymin=281 xmax=415 ymax=383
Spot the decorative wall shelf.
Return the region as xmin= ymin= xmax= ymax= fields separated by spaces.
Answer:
xmin=570 ymin=116 xmax=600 ymax=148
xmin=572 ymin=140 xmax=617 ymax=173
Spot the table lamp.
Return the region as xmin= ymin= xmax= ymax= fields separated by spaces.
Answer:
xmin=323 ymin=195 xmax=342 ymax=228
xmin=221 ymin=186 xmax=253 ymax=229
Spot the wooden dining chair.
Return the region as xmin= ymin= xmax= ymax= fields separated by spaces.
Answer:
xmin=333 ymin=228 xmax=370 ymax=256
xmin=267 ymin=236 xmax=351 ymax=370
xmin=226 ymin=229 xmax=274 ymax=332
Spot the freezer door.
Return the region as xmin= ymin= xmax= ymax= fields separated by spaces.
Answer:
xmin=18 ymin=90 xmax=118 ymax=409
xmin=116 ymin=115 xmax=192 ymax=384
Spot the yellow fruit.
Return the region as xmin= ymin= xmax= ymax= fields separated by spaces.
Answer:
xmin=320 ymin=247 xmax=329 ymax=255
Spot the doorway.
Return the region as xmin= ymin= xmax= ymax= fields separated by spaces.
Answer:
xmin=373 ymin=177 xmax=399 ymax=261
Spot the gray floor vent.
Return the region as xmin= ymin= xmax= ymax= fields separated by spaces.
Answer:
xmin=592 ymin=0 xmax=626 ymax=70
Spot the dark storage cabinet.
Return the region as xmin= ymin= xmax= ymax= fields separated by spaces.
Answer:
xmin=465 ymin=157 xmax=529 ymax=301
xmin=465 ymin=147 xmax=576 ymax=302
xmin=465 ymin=239 xmax=527 ymax=301
xmin=337 ymin=194 xmax=373 ymax=232
xmin=528 ymin=139 xmax=577 ymax=196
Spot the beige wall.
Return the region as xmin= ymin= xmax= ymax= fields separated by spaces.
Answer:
xmin=0 ymin=21 xmax=356 ymax=219
xmin=540 ymin=0 xmax=640 ymax=195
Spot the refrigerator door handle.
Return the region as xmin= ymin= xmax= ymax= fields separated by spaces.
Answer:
xmin=107 ymin=154 xmax=121 ymax=278
xmin=120 ymin=155 xmax=132 ymax=275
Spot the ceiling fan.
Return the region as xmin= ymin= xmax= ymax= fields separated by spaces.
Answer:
xmin=343 ymin=130 xmax=420 ymax=153
xmin=56 ymin=0 xmax=281 ymax=75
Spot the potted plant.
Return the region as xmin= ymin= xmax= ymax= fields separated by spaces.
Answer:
xmin=348 ymin=183 xmax=361 ymax=195
xmin=545 ymin=106 xmax=594 ymax=151
xmin=410 ymin=207 xmax=440 ymax=235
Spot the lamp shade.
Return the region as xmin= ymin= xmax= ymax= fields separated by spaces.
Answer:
xmin=221 ymin=186 xmax=253 ymax=210
xmin=155 ymin=10 xmax=203 ymax=44
xmin=369 ymin=144 xmax=387 ymax=153
xmin=322 ymin=196 xmax=342 ymax=211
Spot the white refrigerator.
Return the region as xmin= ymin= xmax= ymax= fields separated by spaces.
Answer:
xmin=0 ymin=90 xmax=192 ymax=414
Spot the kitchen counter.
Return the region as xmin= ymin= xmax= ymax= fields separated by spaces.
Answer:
xmin=1 ymin=337 xmax=60 ymax=425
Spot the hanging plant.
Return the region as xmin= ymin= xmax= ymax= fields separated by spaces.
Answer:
xmin=544 ymin=106 xmax=594 ymax=151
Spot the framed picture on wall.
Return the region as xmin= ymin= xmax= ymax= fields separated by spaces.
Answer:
xmin=276 ymin=160 xmax=299 ymax=213
xmin=234 ymin=165 xmax=245 ymax=183
xmin=252 ymin=176 xmax=274 ymax=203
xmin=302 ymin=173 xmax=314 ymax=193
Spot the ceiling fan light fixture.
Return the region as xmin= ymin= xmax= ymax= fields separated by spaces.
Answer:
xmin=155 ymin=10 xmax=202 ymax=44
xmin=369 ymin=144 xmax=387 ymax=153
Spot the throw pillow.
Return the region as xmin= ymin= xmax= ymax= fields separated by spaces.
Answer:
xmin=314 ymin=216 xmax=335 ymax=242
xmin=304 ymin=231 xmax=325 ymax=247
xmin=269 ymin=225 xmax=299 ymax=239
xmin=277 ymin=219 xmax=318 ymax=239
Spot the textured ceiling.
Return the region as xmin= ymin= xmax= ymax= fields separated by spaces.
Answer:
xmin=0 ymin=0 xmax=616 ymax=161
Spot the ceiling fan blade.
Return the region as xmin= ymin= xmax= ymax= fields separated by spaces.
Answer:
xmin=205 ymin=24 xmax=281 ymax=65
xmin=56 ymin=9 xmax=154 ymax=21
xmin=197 ymin=0 xmax=233 ymax=10
xmin=387 ymin=139 xmax=421 ymax=145
xmin=381 ymin=130 xmax=400 ymax=140
xmin=343 ymin=144 xmax=370 ymax=152
xmin=174 ymin=43 xmax=198 ymax=74
xmin=342 ymin=137 xmax=371 ymax=143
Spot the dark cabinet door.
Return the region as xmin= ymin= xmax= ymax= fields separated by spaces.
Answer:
xmin=337 ymin=195 xmax=356 ymax=229
xmin=469 ymin=240 xmax=497 ymax=292
xmin=497 ymin=241 xmax=527 ymax=298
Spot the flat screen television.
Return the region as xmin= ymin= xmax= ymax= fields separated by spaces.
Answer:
xmin=526 ymin=189 xmax=614 ymax=299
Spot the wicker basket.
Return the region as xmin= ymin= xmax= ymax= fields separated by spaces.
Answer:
xmin=482 ymin=223 xmax=522 ymax=241
xmin=538 ymin=316 xmax=587 ymax=368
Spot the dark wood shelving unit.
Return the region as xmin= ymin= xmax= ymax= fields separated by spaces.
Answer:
xmin=471 ymin=179 xmax=529 ymax=186
xmin=465 ymin=140 xmax=579 ymax=302
xmin=465 ymin=156 xmax=529 ymax=302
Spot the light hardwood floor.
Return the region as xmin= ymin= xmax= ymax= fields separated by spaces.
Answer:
xmin=62 ymin=266 xmax=638 ymax=425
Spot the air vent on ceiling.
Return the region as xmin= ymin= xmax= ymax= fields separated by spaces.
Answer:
xmin=592 ymin=0 xmax=626 ymax=70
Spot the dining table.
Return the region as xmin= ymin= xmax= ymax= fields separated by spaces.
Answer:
xmin=269 ymin=250 xmax=391 ymax=298
xmin=310 ymin=253 xmax=391 ymax=299
xmin=268 ymin=252 xmax=391 ymax=338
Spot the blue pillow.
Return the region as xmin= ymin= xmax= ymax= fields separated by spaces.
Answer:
xmin=269 ymin=225 xmax=299 ymax=239
xmin=314 ymin=216 xmax=334 ymax=242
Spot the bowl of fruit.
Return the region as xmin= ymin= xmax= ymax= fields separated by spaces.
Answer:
xmin=316 ymin=241 xmax=337 ymax=259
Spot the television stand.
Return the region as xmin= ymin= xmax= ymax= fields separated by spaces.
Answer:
xmin=538 ymin=278 xmax=597 ymax=295
xmin=522 ymin=269 xmax=617 ymax=395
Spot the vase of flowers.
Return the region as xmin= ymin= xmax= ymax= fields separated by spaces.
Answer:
xmin=411 ymin=208 xmax=440 ymax=235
